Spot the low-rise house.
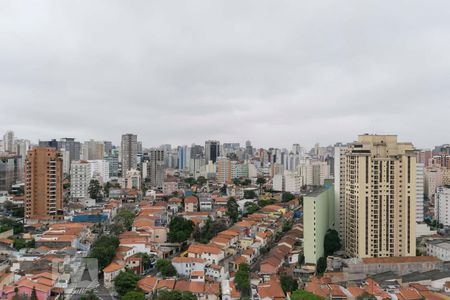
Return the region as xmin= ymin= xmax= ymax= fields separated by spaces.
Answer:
xmin=138 ymin=276 xmax=158 ymax=297
xmin=168 ymin=198 xmax=182 ymax=214
xmin=257 ymin=278 xmax=285 ymax=300
xmin=187 ymin=244 xmax=225 ymax=265
xmin=103 ymin=262 xmax=125 ymax=288
xmin=184 ymin=196 xmax=198 ymax=212
xmin=171 ymin=257 xmax=206 ymax=277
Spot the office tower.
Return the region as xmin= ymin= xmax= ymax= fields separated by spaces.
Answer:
xmin=104 ymin=141 xmax=113 ymax=157
xmin=0 ymin=153 xmax=23 ymax=192
xmin=147 ymin=149 xmax=165 ymax=188
xmin=335 ymin=134 xmax=416 ymax=258
xmin=60 ymin=149 xmax=70 ymax=174
xmin=216 ymin=157 xmax=232 ymax=184
xmin=245 ymin=140 xmax=253 ymax=158
xmin=304 ymin=185 xmax=335 ymax=264
xmin=15 ymin=139 xmax=30 ymax=169
xmin=416 ymin=163 xmax=424 ymax=222
xmin=25 ymin=147 xmax=63 ymax=220
xmin=437 ymin=187 xmax=450 ymax=226
xmin=2 ymin=131 xmax=15 ymax=153
xmin=39 ymin=139 xmax=58 ymax=149
xmin=58 ymin=138 xmax=81 ymax=161
xmin=121 ymin=134 xmax=138 ymax=173
xmin=205 ymin=140 xmax=220 ymax=164
xmin=178 ymin=145 xmax=188 ymax=170
xmin=105 ymin=149 xmax=119 ymax=178
xmin=83 ymin=140 xmax=105 ymax=160
xmin=70 ymin=161 xmax=92 ymax=199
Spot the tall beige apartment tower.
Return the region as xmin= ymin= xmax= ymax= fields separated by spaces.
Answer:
xmin=25 ymin=147 xmax=63 ymax=221
xmin=335 ymin=135 xmax=417 ymax=258
xmin=121 ymin=133 xmax=138 ymax=172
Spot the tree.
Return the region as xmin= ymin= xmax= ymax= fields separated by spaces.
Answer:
xmin=298 ymin=253 xmax=305 ymax=265
xmin=282 ymin=192 xmax=295 ymax=202
xmin=104 ymin=181 xmax=111 ymax=198
xmin=88 ymin=179 xmax=102 ymax=201
xmin=227 ymin=197 xmax=239 ymax=223
xmin=156 ymin=259 xmax=177 ymax=277
xmin=280 ymin=274 xmax=298 ymax=293
xmin=79 ymin=290 xmax=100 ymax=300
xmin=244 ymin=190 xmax=257 ymax=199
xmin=324 ymin=229 xmax=341 ymax=256
xmin=155 ymin=290 xmax=196 ymax=300
xmin=168 ymin=216 xmax=194 ymax=243
xmin=196 ymin=176 xmax=207 ymax=186
xmin=282 ymin=220 xmax=292 ymax=232
xmin=114 ymin=271 xmax=139 ymax=296
xmin=113 ymin=209 xmax=136 ymax=232
xmin=30 ymin=287 xmax=38 ymax=300
xmin=356 ymin=292 xmax=377 ymax=300
xmin=90 ymin=235 xmax=119 ymax=270
xmin=235 ymin=263 xmax=250 ymax=297
xmin=256 ymin=177 xmax=266 ymax=193
xmin=184 ymin=177 xmax=197 ymax=186
xmin=316 ymin=256 xmax=327 ymax=274
xmin=291 ymin=290 xmax=324 ymax=300
xmin=220 ymin=184 xmax=227 ymax=195
xmin=13 ymin=238 xmax=34 ymax=250
xmin=195 ymin=217 xmax=228 ymax=243
xmin=122 ymin=291 xmax=145 ymax=300
xmin=244 ymin=202 xmax=260 ymax=215
xmin=242 ymin=179 xmax=251 ymax=186
xmin=258 ymin=198 xmax=276 ymax=207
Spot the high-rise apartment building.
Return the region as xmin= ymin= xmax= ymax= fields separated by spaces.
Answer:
xmin=436 ymin=187 xmax=450 ymax=226
xmin=205 ymin=140 xmax=220 ymax=164
xmin=0 ymin=153 xmax=23 ymax=192
xmin=216 ymin=157 xmax=232 ymax=184
xmin=83 ymin=140 xmax=105 ymax=160
xmin=2 ymin=131 xmax=15 ymax=153
xmin=416 ymin=163 xmax=424 ymax=222
xmin=304 ymin=185 xmax=335 ymax=264
xmin=121 ymin=134 xmax=138 ymax=173
xmin=25 ymin=147 xmax=63 ymax=220
xmin=147 ymin=149 xmax=165 ymax=188
xmin=335 ymin=134 xmax=417 ymax=258
xmin=70 ymin=161 xmax=92 ymax=199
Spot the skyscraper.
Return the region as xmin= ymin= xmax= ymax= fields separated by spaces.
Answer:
xmin=2 ymin=131 xmax=15 ymax=153
xmin=335 ymin=134 xmax=416 ymax=258
xmin=0 ymin=153 xmax=23 ymax=192
xmin=58 ymin=138 xmax=81 ymax=161
xmin=121 ymin=134 xmax=138 ymax=173
xmin=205 ymin=140 xmax=220 ymax=164
xmin=25 ymin=147 xmax=63 ymax=221
xmin=147 ymin=149 xmax=165 ymax=188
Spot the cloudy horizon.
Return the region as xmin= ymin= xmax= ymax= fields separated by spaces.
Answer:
xmin=1 ymin=1 xmax=450 ymax=149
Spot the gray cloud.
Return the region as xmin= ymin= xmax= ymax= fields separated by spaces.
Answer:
xmin=1 ymin=0 xmax=450 ymax=149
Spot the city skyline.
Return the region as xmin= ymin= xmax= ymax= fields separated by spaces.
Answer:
xmin=1 ymin=1 xmax=450 ymax=148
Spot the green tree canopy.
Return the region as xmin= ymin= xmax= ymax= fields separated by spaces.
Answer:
xmin=195 ymin=217 xmax=228 ymax=243
xmin=156 ymin=259 xmax=177 ymax=277
xmin=282 ymin=192 xmax=295 ymax=202
xmin=114 ymin=271 xmax=139 ymax=296
xmin=122 ymin=291 xmax=145 ymax=300
xmin=90 ymin=235 xmax=119 ymax=270
xmin=88 ymin=179 xmax=102 ymax=201
xmin=227 ymin=197 xmax=240 ymax=223
xmin=291 ymin=290 xmax=324 ymax=300
xmin=244 ymin=190 xmax=257 ymax=199
xmin=196 ymin=176 xmax=207 ymax=186
xmin=168 ymin=216 xmax=195 ymax=243
xmin=324 ymin=229 xmax=341 ymax=256
xmin=235 ymin=263 xmax=250 ymax=297
xmin=316 ymin=256 xmax=327 ymax=274
xmin=244 ymin=202 xmax=260 ymax=215
xmin=155 ymin=290 xmax=196 ymax=300
xmin=280 ymin=274 xmax=298 ymax=293
xmin=113 ymin=209 xmax=136 ymax=233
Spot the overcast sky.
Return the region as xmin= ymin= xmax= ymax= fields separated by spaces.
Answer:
xmin=1 ymin=1 xmax=450 ymax=149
